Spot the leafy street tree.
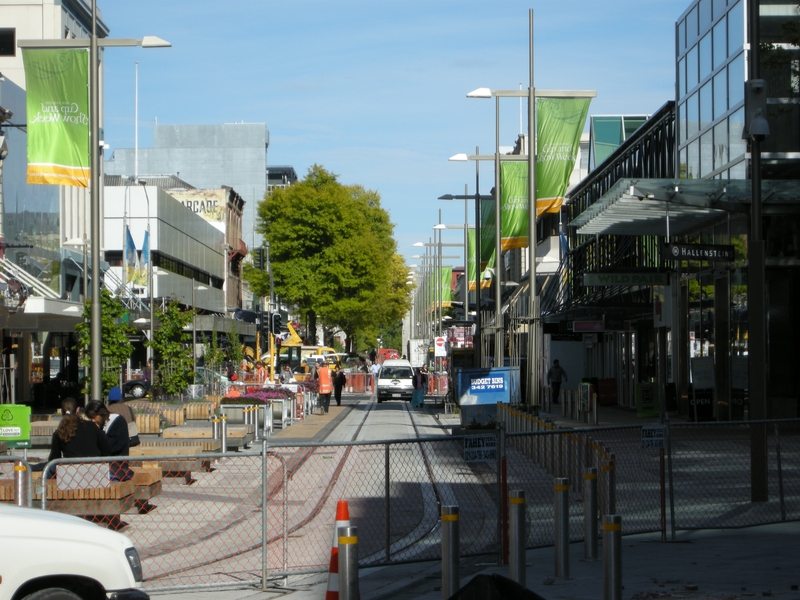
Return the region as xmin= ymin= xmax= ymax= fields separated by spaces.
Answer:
xmin=204 ymin=329 xmax=226 ymax=373
xmin=227 ymin=320 xmax=244 ymax=373
xmin=75 ymin=288 xmax=134 ymax=399
xmin=148 ymin=299 xmax=194 ymax=399
xmin=248 ymin=165 xmax=411 ymax=350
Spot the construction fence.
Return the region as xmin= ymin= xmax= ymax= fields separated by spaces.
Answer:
xmin=2 ymin=417 xmax=799 ymax=591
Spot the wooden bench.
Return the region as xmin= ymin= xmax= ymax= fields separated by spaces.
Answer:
xmin=127 ymin=463 xmax=163 ymax=514
xmin=32 ymin=466 xmax=136 ymax=530
xmin=130 ymin=443 xmax=206 ymax=484
xmin=163 ymin=425 xmax=252 ymax=450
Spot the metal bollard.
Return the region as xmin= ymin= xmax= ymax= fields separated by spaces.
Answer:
xmin=603 ymin=515 xmax=622 ymax=600
xmin=603 ymin=453 xmax=616 ymax=514
xmin=14 ymin=461 xmax=29 ymax=507
xmin=252 ymin=406 xmax=260 ymax=441
xmin=441 ymin=505 xmax=460 ymax=600
xmin=509 ymin=490 xmax=526 ymax=586
xmin=211 ymin=417 xmax=220 ymax=439
xmin=583 ymin=467 xmax=598 ymax=560
xmin=338 ymin=525 xmax=359 ymax=600
xmin=554 ymin=477 xmax=570 ymax=578
xmin=220 ymin=414 xmax=228 ymax=451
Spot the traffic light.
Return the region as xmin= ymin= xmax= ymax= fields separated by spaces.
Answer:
xmin=252 ymin=247 xmax=265 ymax=271
xmin=271 ymin=312 xmax=283 ymax=335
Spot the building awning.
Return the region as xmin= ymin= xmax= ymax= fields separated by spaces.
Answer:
xmin=569 ymin=178 xmax=800 ymax=236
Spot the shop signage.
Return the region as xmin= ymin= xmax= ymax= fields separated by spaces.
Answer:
xmin=641 ymin=424 xmax=665 ymax=449
xmin=663 ymin=243 xmax=735 ymax=262
xmin=0 ymin=405 xmax=31 ymax=449
xmin=463 ymin=434 xmax=497 ymax=462
xmin=583 ymin=272 xmax=668 ymax=286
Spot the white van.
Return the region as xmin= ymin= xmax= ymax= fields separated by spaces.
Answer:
xmin=376 ymin=359 xmax=414 ymax=403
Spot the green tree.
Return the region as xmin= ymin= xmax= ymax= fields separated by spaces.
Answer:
xmin=74 ymin=288 xmax=135 ymax=398
xmin=149 ymin=299 xmax=193 ymax=399
xmin=204 ymin=329 xmax=226 ymax=373
xmin=227 ymin=320 xmax=244 ymax=371
xmin=249 ymin=165 xmax=411 ymax=350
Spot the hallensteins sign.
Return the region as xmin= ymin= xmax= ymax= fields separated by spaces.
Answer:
xmin=663 ymin=243 xmax=735 ymax=262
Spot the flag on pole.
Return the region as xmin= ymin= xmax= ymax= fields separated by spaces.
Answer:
xmin=22 ymin=49 xmax=90 ymax=187
xmin=125 ymin=226 xmax=139 ymax=284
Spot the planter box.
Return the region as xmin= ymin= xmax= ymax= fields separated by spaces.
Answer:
xmin=136 ymin=413 xmax=160 ymax=434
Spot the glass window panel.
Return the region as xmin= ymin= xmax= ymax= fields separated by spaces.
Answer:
xmin=700 ymin=130 xmax=714 ymax=176
xmin=713 ymin=69 xmax=728 ymax=119
xmin=728 ymin=1 xmax=744 ymax=56
xmin=714 ymin=121 xmax=728 ymax=168
xmin=700 ymin=33 xmax=712 ymax=81
xmin=678 ymin=56 xmax=686 ymax=99
xmin=713 ymin=0 xmax=727 ymax=21
xmin=699 ymin=0 xmax=712 ymax=32
xmin=700 ymin=81 xmax=713 ymax=128
xmin=591 ymin=116 xmax=623 ymax=166
xmin=687 ymin=6 xmax=699 ymax=44
xmin=728 ymin=52 xmax=744 ymax=108
xmin=680 ymin=147 xmax=689 ymax=179
xmin=729 ymin=160 xmax=746 ymax=179
xmin=687 ymin=45 xmax=699 ymax=90
xmin=678 ymin=101 xmax=687 ymax=144
xmin=687 ymin=140 xmax=700 ymax=179
xmin=623 ymin=117 xmax=648 ymax=139
xmin=678 ymin=18 xmax=686 ymax=53
xmin=713 ymin=18 xmax=727 ymax=68
xmin=687 ymin=91 xmax=700 ymax=138
xmin=728 ymin=107 xmax=745 ymax=161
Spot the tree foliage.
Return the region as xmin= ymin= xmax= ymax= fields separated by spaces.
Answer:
xmin=74 ymin=288 xmax=134 ymax=398
xmin=149 ymin=299 xmax=194 ymax=398
xmin=248 ymin=165 xmax=411 ymax=349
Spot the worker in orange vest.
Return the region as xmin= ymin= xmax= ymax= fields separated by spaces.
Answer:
xmin=316 ymin=362 xmax=333 ymax=414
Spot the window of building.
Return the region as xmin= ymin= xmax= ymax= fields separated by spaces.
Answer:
xmin=0 ymin=28 xmax=14 ymax=57
xmin=700 ymin=130 xmax=714 ymax=176
xmin=680 ymin=147 xmax=688 ymax=178
xmin=713 ymin=69 xmax=728 ymax=119
xmin=727 ymin=1 xmax=744 ymax=57
xmin=713 ymin=18 xmax=727 ymax=68
xmin=678 ymin=101 xmax=687 ymax=144
xmin=700 ymin=81 xmax=713 ymax=128
xmin=687 ymin=91 xmax=700 ymax=138
xmin=687 ymin=5 xmax=699 ymax=45
xmin=699 ymin=0 xmax=713 ymax=31
xmin=727 ymin=52 xmax=744 ymax=108
xmin=678 ymin=18 xmax=686 ymax=53
xmin=678 ymin=56 xmax=686 ymax=98
xmin=728 ymin=107 xmax=745 ymax=162
xmin=714 ymin=121 xmax=728 ymax=168
xmin=687 ymin=140 xmax=700 ymax=178
xmin=687 ymin=45 xmax=699 ymax=91
xmin=700 ymin=32 xmax=713 ymax=81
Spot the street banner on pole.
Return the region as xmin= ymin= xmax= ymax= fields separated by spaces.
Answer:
xmin=467 ymin=230 xmax=492 ymax=290
xmin=439 ymin=267 xmax=452 ymax=308
xmin=500 ymin=161 xmax=529 ymax=250
xmin=535 ymin=97 xmax=591 ymax=215
xmin=22 ymin=49 xmax=90 ymax=187
xmin=125 ymin=226 xmax=141 ymax=285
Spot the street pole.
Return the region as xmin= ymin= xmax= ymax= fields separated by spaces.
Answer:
xmin=494 ymin=95 xmax=503 ymax=368
xmin=528 ymin=9 xmax=540 ymax=408
xmin=474 ymin=147 xmax=482 ymax=367
xmin=89 ymin=0 xmax=102 ymax=402
xmin=463 ymin=184 xmax=469 ymax=324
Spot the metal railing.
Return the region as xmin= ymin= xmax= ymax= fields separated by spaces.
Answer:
xmin=2 ymin=417 xmax=798 ymax=591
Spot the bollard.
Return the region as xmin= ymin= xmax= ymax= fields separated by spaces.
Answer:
xmin=14 ymin=461 xmax=29 ymax=507
xmin=338 ymin=525 xmax=359 ymax=600
xmin=603 ymin=453 xmax=616 ymax=514
xmin=509 ymin=490 xmax=526 ymax=586
xmin=253 ymin=406 xmax=260 ymax=441
xmin=554 ymin=477 xmax=570 ymax=578
xmin=441 ymin=505 xmax=460 ymax=600
xmin=220 ymin=414 xmax=228 ymax=452
xmin=211 ymin=417 xmax=220 ymax=440
xmin=583 ymin=467 xmax=598 ymax=560
xmin=603 ymin=515 xmax=622 ymax=600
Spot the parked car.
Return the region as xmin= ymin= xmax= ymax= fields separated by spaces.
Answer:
xmin=376 ymin=359 xmax=414 ymax=403
xmin=122 ymin=378 xmax=149 ymax=399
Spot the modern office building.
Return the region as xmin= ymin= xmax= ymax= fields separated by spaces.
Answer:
xmin=105 ymin=122 xmax=271 ymax=250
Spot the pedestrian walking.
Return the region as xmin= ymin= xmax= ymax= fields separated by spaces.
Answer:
xmin=333 ymin=367 xmax=347 ymax=406
xmin=316 ymin=361 xmax=333 ymax=414
xmin=369 ymin=360 xmax=381 ymax=395
xmin=547 ymin=359 xmax=568 ymax=404
xmin=411 ymin=367 xmax=425 ymax=408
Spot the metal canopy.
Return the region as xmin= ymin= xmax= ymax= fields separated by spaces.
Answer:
xmin=570 ymin=178 xmax=800 ymax=236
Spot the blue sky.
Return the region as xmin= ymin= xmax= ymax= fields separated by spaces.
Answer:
xmin=100 ymin=0 xmax=690 ymax=266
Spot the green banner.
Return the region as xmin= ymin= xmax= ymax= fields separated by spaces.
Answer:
xmin=500 ymin=161 xmax=529 ymax=251
xmin=439 ymin=266 xmax=452 ymax=308
xmin=23 ymin=49 xmax=90 ymax=187
xmin=0 ymin=404 xmax=31 ymax=449
xmin=536 ymin=97 xmax=591 ymax=215
xmin=467 ymin=229 xmax=493 ymax=291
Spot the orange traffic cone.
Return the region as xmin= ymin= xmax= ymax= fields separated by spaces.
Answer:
xmin=325 ymin=500 xmax=351 ymax=600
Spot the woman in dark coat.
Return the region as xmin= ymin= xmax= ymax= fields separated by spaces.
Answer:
xmin=333 ymin=367 xmax=347 ymax=406
xmin=48 ymin=397 xmax=112 ymax=463
xmin=85 ymin=400 xmax=133 ymax=481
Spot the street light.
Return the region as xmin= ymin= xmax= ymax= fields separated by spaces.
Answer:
xmin=18 ymin=6 xmax=171 ymax=402
xmin=192 ymin=280 xmax=209 ymax=377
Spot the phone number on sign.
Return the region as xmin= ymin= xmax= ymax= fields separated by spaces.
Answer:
xmin=470 ymin=376 xmax=505 ymax=391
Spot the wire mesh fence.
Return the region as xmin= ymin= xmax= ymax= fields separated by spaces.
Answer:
xmin=2 ymin=417 xmax=799 ymax=591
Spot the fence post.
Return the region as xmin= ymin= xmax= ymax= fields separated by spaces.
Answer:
xmin=14 ymin=461 xmax=29 ymax=507
xmin=775 ymin=423 xmax=786 ymax=521
xmin=606 ymin=452 xmax=616 ymax=514
xmin=603 ymin=515 xmax=622 ymax=600
xmin=665 ymin=417 xmax=676 ymax=541
xmin=584 ymin=467 xmax=598 ymax=560
xmin=261 ymin=442 xmax=269 ymax=590
xmin=385 ymin=443 xmax=391 ymax=563
xmin=338 ymin=525 xmax=359 ymax=600
xmin=509 ymin=490 xmax=526 ymax=586
xmin=441 ymin=506 xmax=460 ymax=600
xmin=554 ymin=477 xmax=570 ymax=578
xmin=497 ymin=422 xmax=507 ymax=565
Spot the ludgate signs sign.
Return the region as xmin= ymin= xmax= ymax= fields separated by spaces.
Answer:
xmin=583 ymin=272 xmax=668 ymax=286
xmin=662 ymin=243 xmax=735 ymax=262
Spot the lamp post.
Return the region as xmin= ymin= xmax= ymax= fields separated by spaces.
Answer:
xmin=138 ymin=180 xmax=153 ymax=362
xmin=192 ymin=279 xmax=209 ymax=377
xmin=18 ymin=10 xmax=170 ymax=402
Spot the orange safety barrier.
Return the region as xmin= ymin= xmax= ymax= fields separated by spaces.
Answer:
xmin=345 ymin=373 xmax=368 ymax=394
